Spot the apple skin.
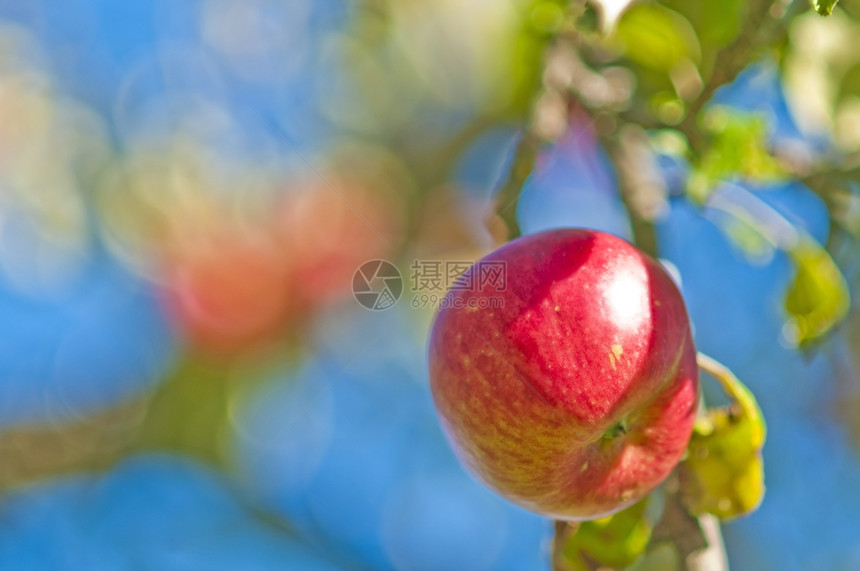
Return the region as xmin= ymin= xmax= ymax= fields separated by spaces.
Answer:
xmin=428 ymin=229 xmax=699 ymax=520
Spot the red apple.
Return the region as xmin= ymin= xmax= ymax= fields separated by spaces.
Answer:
xmin=428 ymin=229 xmax=699 ymax=520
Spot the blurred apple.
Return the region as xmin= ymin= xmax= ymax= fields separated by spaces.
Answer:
xmin=157 ymin=172 xmax=400 ymax=355
xmin=278 ymin=176 xmax=399 ymax=306
xmin=159 ymin=226 xmax=294 ymax=355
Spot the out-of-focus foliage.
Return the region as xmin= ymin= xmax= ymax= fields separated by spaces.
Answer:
xmin=785 ymin=238 xmax=851 ymax=347
xmin=687 ymin=109 xmax=785 ymax=204
xmin=614 ymin=4 xmax=700 ymax=74
xmin=703 ymin=182 xmax=850 ymax=348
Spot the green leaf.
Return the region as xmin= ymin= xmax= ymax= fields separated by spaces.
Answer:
xmin=687 ymin=108 xmax=785 ymax=203
xmin=812 ymin=0 xmax=839 ymax=16
xmin=561 ymin=497 xmax=658 ymax=569
xmin=784 ymin=238 xmax=850 ymax=347
xmin=661 ymin=0 xmax=744 ymax=48
xmin=704 ymin=186 xmax=850 ymax=347
xmin=838 ymin=62 xmax=860 ymax=103
xmin=614 ymin=4 xmax=701 ymax=72
xmin=680 ymin=354 xmax=766 ymax=521
xmin=134 ymin=355 xmax=239 ymax=467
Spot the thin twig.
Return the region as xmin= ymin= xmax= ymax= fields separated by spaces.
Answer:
xmin=677 ymin=0 xmax=789 ymax=154
xmin=489 ymin=131 xmax=540 ymax=241
xmin=488 ymin=1 xmax=589 ymax=243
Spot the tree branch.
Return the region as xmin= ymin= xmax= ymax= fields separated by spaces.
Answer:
xmin=677 ymin=0 xmax=793 ymax=155
xmin=601 ymin=125 xmax=666 ymax=258
xmin=489 ymin=131 xmax=541 ymax=242
xmin=487 ymin=1 xmax=588 ymax=243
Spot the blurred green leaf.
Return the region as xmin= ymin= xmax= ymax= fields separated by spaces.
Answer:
xmin=661 ymin=0 xmax=744 ymax=49
xmin=687 ymin=108 xmax=784 ymax=203
xmin=680 ymin=354 xmax=766 ymax=521
xmin=134 ymin=355 xmax=238 ymax=467
xmin=560 ymin=497 xmax=657 ymax=569
xmin=839 ymin=62 xmax=860 ymax=102
xmin=785 ymin=238 xmax=850 ymax=347
xmin=812 ymin=0 xmax=840 ymax=16
xmin=575 ymin=3 xmax=600 ymax=33
xmin=637 ymin=542 xmax=681 ymax=571
xmin=614 ymin=4 xmax=701 ymax=72
xmin=721 ymin=216 xmax=775 ymax=260
xmin=531 ymin=0 xmax=566 ymax=33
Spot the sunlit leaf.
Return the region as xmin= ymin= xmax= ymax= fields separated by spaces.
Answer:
xmin=784 ymin=238 xmax=850 ymax=347
xmin=687 ymin=108 xmax=785 ymax=203
xmin=812 ymin=0 xmax=840 ymax=16
xmin=560 ymin=497 xmax=658 ymax=569
xmin=680 ymin=354 xmax=766 ymax=521
xmin=661 ymin=0 xmax=744 ymax=49
xmin=614 ymin=4 xmax=701 ymax=72
xmin=838 ymin=62 xmax=860 ymax=102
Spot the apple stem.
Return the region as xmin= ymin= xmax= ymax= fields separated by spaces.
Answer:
xmin=602 ymin=417 xmax=629 ymax=440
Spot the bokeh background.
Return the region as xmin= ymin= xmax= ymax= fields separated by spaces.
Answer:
xmin=1 ymin=0 xmax=860 ymax=569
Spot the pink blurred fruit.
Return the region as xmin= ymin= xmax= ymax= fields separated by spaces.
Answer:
xmin=161 ymin=233 xmax=294 ymax=355
xmin=278 ymin=178 xmax=397 ymax=306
